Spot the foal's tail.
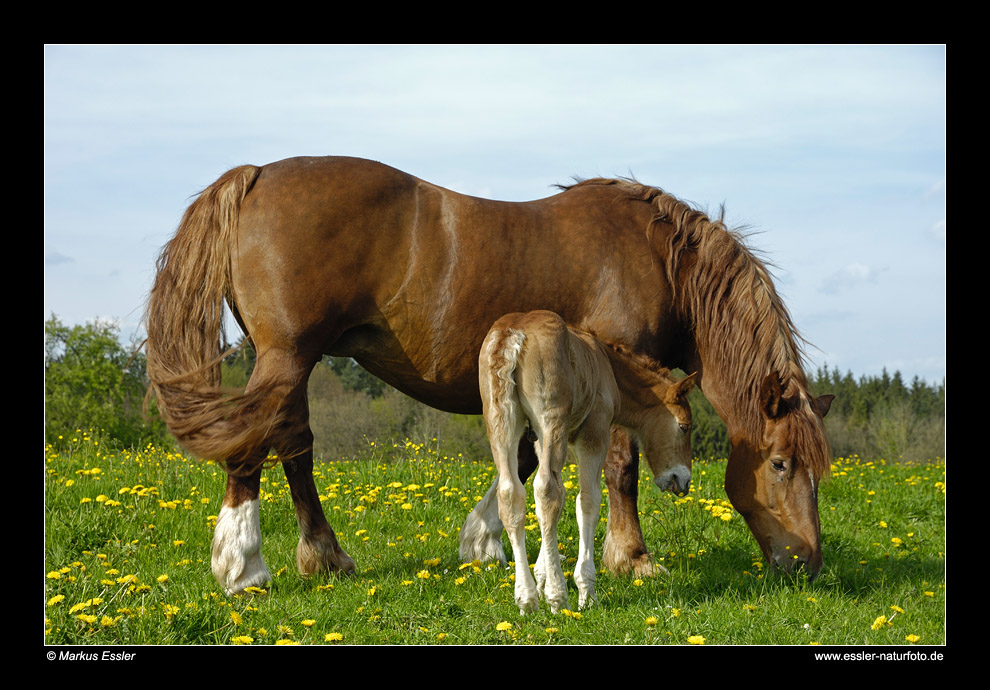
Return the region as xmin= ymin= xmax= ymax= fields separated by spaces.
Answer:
xmin=481 ymin=328 xmax=527 ymax=443
xmin=145 ymin=164 xmax=280 ymax=468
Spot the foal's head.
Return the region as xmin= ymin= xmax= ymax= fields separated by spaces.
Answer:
xmin=638 ymin=370 xmax=696 ymax=495
xmin=605 ymin=344 xmax=696 ymax=495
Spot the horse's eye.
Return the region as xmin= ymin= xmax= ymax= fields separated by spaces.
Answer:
xmin=679 ymin=423 xmax=691 ymax=434
xmin=769 ymin=457 xmax=788 ymax=473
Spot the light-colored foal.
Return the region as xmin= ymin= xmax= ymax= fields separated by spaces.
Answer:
xmin=475 ymin=310 xmax=695 ymax=614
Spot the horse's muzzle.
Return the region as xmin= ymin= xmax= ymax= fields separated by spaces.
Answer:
xmin=770 ymin=547 xmax=822 ymax=582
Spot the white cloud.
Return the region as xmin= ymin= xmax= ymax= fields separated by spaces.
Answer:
xmin=820 ymin=263 xmax=888 ymax=294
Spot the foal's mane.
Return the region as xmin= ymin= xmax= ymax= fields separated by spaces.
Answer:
xmin=563 ymin=177 xmax=831 ymax=478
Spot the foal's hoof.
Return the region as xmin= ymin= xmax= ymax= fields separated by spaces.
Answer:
xmin=516 ymin=595 xmax=539 ymax=615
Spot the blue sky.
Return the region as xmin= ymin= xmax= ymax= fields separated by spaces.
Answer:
xmin=44 ymin=45 xmax=945 ymax=386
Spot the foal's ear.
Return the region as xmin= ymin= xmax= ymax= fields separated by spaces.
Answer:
xmin=760 ymin=372 xmax=783 ymax=420
xmin=815 ymin=394 xmax=835 ymax=418
xmin=665 ymin=371 xmax=697 ymax=403
xmin=678 ymin=371 xmax=698 ymax=396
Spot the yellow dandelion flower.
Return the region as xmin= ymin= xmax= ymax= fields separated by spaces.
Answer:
xmin=496 ymin=621 xmax=513 ymax=631
xmin=47 ymin=595 xmax=65 ymax=606
xmin=77 ymin=614 xmax=98 ymax=624
xmin=231 ymin=635 xmax=254 ymax=645
xmin=871 ymin=615 xmax=888 ymax=630
xmin=325 ymin=632 xmax=343 ymax=642
xmin=633 ymin=579 xmax=644 ymax=587
xmin=905 ymin=634 xmax=920 ymax=643
xmin=275 ymin=639 xmax=299 ymax=645
xmin=437 ymin=633 xmax=448 ymax=641
xmin=301 ymin=619 xmax=316 ymax=627
xmin=645 ymin=617 xmax=658 ymax=626
xmin=157 ymin=574 xmax=169 ymax=584
xmin=890 ymin=605 xmax=905 ymax=614
xmin=230 ymin=611 xmax=243 ymax=625
xmin=687 ymin=635 xmax=705 ymax=645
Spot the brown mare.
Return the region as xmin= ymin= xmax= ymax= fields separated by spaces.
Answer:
xmin=475 ymin=310 xmax=695 ymax=613
xmin=145 ymin=156 xmax=834 ymax=595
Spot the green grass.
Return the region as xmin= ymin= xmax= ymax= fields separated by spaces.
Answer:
xmin=44 ymin=432 xmax=945 ymax=646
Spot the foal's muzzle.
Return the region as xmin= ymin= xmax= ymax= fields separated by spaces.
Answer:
xmin=655 ymin=468 xmax=691 ymax=496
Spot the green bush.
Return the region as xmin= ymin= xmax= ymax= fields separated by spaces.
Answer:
xmin=44 ymin=315 xmax=169 ymax=448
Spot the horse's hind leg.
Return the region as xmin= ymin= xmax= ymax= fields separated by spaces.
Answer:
xmin=210 ymin=348 xmax=354 ymax=595
xmin=212 ymin=458 xmax=272 ymax=595
xmin=268 ymin=352 xmax=356 ymax=578
xmin=279 ymin=413 xmax=356 ymax=578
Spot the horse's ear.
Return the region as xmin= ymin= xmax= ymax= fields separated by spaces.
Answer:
xmin=815 ymin=394 xmax=835 ymax=418
xmin=760 ymin=372 xmax=783 ymax=420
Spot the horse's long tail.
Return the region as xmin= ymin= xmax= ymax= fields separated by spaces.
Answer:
xmin=482 ymin=328 xmax=528 ymax=443
xmin=145 ymin=164 xmax=280 ymax=467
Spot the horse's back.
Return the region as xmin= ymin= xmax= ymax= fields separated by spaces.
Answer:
xmin=228 ymin=158 xmax=669 ymax=413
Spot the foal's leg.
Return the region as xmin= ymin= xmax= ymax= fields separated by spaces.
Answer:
xmin=492 ymin=427 xmax=539 ymax=613
xmin=573 ymin=415 xmax=610 ymax=609
xmin=212 ymin=458 xmax=272 ymax=595
xmin=532 ymin=421 xmax=570 ymax=613
xmin=459 ymin=438 xmax=538 ymax=564
xmin=602 ymin=428 xmax=664 ymax=576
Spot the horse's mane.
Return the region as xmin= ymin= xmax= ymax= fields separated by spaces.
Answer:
xmin=563 ymin=177 xmax=831 ymax=479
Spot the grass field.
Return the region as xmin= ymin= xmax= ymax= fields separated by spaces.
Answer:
xmin=44 ymin=431 xmax=945 ymax=647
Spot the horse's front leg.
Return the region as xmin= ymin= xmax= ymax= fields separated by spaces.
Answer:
xmin=459 ymin=437 xmax=538 ymax=564
xmin=212 ymin=459 xmax=272 ymax=595
xmin=602 ymin=427 xmax=666 ymax=577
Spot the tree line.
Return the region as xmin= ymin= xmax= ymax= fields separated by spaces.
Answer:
xmin=44 ymin=316 xmax=945 ymax=463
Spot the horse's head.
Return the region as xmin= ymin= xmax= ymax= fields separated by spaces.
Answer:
xmin=638 ymin=371 xmax=697 ymax=496
xmin=724 ymin=372 xmax=833 ymax=580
